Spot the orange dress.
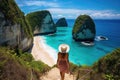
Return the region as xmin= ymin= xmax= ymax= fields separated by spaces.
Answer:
xmin=57 ymin=52 xmax=69 ymax=73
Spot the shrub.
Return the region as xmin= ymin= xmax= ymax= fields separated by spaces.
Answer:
xmin=0 ymin=47 xmax=50 ymax=80
xmin=90 ymin=48 xmax=120 ymax=80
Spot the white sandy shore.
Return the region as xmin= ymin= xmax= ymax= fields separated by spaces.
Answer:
xmin=31 ymin=36 xmax=57 ymax=67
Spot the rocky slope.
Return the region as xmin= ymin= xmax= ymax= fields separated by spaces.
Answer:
xmin=56 ymin=17 xmax=68 ymax=27
xmin=0 ymin=47 xmax=50 ymax=80
xmin=26 ymin=10 xmax=56 ymax=35
xmin=72 ymin=15 xmax=96 ymax=41
xmin=0 ymin=0 xmax=33 ymax=51
xmin=89 ymin=48 xmax=120 ymax=80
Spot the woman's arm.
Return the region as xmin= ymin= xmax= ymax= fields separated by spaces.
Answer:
xmin=66 ymin=53 xmax=70 ymax=72
xmin=57 ymin=53 xmax=60 ymax=68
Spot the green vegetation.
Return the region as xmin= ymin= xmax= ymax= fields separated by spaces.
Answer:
xmin=0 ymin=40 xmax=119 ymax=80
xmin=26 ymin=10 xmax=54 ymax=31
xmin=89 ymin=48 xmax=120 ymax=80
xmin=69 ymin=62 xmax=81 ymax=74
xmin=72 ymin=15 xmax=95 ymax=35
xmin=0 ymin=0 xmax=33 ymax=37
xmin=0 ymin=47 xmax=50 ymax=80
xmin=69 ymin=63 xmax=92 ymax=80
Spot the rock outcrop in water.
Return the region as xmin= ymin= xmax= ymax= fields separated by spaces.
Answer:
xmin=72 ymin=15 xmax=96 ymax=41
xmin=0 ymin=0 xmax=33 ymax=51
xmin=26 ymin=10 xmax=56 ymax=35
xmin=56 ymin=18 xmax=68 ymax=27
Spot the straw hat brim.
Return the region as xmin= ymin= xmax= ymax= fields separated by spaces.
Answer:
xmin=58 ymin=44 xmax=70 ymax=53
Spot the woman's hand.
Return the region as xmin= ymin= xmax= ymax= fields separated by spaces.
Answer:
xmin=57 ymin=64 xmax=59 ymax=68
xmin=57 ymin=59 xmax=59 ymax=68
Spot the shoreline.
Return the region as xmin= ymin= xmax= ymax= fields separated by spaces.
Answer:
xmin=31 ymin=36 xmax=57 ymax=67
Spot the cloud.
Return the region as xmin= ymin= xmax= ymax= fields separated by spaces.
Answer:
xmin=18 ymin=1 xmax=59 ymax=7
xmin=16 ymin=0 xmax=120 ymax=19
xmin=58 ymin=14 xmax=64 ymax=17
xmin=47 ymin=8 xmax=120 ymax=19
xmin=90 ymin=12 xmax=120 ymax=19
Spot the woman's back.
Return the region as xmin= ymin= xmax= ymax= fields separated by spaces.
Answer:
xmin=58 ymin=52 xmax=68 ymax=60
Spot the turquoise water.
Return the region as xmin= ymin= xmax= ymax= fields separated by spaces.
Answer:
xmin=43 ymin=19 xmax=120 ymax=66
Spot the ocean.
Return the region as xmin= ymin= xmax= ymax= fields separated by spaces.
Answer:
xmin=42 ymin=19 xmax=120 ymax=66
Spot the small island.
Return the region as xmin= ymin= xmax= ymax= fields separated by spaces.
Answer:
xmin=56 ymin=17 xmax=68 ymax=27
xmin=72 ymin=15 xmax=96 ymax=46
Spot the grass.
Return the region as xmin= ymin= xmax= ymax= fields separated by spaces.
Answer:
xmin=89 ymin=48 xmax=120 ymax=80
xmin=0 ymin=47 xmax=50 ymax=80
xmin=0 ymin=47 xmax=120 ymax=80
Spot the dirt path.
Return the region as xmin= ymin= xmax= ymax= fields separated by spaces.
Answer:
xmin=40 ymin=67 xmax=76 ymax=80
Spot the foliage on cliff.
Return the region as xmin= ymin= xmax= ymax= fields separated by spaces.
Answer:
xmin=90 ymin=48 xmax=120 ymax=80
xmin=26 ymin=10 xmax=54 ymax=31
xmin=0 ymin=47 xmax=50 ymax=80
xmin=0 ymin=0 xmax=33 ymax=37
xmin=72 ymin=15 xmax=95 ymax=35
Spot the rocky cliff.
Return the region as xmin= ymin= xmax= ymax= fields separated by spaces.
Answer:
xmin=56 ymin=18 xmax=68 ymax=27
xmin=72 ymin=15 xmax=96 ymax=41
xmin=26 ymin=10 xmax=56 ymax=35
xmin=0 ymin=0 xmax=33 ymax=51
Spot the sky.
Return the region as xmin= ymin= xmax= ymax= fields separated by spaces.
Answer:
xmin=15 ymin=0 xmax=120 ymax=19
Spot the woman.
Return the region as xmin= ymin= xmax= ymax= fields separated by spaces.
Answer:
xmin=57 ymin=44 xmax=70 ymax=80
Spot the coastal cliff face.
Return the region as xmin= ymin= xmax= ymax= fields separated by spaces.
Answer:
xmin=56 ymin=18 xmax=68 ymax=27
xmin=72 ymin=15 xmax=96 ymax=41
xmin=26 ymin=10 xmax=56 ymax=35
xmin=0 ymin=0 xmax=33 ymax=51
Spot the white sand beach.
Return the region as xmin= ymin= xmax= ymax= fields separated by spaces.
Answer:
xmin=31 ymin=36 xmax=57 ymax=67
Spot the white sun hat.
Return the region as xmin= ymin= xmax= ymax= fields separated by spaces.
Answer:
xmin=58 ymin=44 xmax=70 ymax=53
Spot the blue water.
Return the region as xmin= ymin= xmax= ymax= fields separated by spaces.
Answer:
xmin=43 ymin=19 xmax=120 ymax=66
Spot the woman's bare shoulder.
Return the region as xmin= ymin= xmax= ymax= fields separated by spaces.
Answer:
xmin=58 ymin=52 xmax=62 ymax=56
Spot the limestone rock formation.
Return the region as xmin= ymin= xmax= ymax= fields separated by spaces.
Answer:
xmin=72 ymin=15 xmax=96 ymax=41
xmin=56 ymin=18 xmax=68 ymax=27
xmin=0 ymin=0 xmax=33 ymax=51
xmin=26 ymin=10 xmax=56 ymax=35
